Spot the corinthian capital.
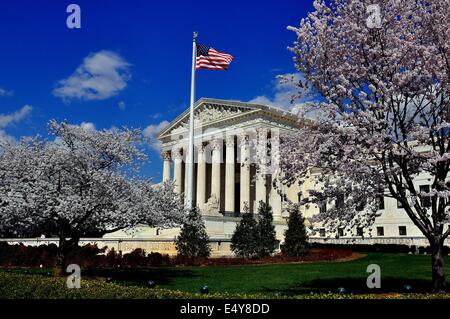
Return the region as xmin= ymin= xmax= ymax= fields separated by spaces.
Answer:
xmin=162 ymin=150 xmax=171 ymax=161
xmin=239 ymin=134 xmax=249 ymax=147
xmin=197 ymin=143 xmax=206 ymax=155
xmin=172 ymin=148 xmax=183 ymax=160
xmin=210 ymin=139 xmax=222 ymax=151
xmin=225 ymin=135 xmax=235 ymax=148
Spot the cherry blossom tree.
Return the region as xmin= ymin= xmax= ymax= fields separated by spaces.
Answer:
xmin=0 ymin=121 xmax=183 ymax=274
xmin=283 ymin=0 xmax=450 ymax=292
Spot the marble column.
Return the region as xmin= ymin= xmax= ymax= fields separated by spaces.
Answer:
xmin=225 ymin=135 xmax=235 ymax=212
xmin=196 ymin=144 xmax=206 ymax=210
xmin=269 ymin=130 xmax=283 ymax=220
xmin=184 ymin=155 xmax=188 ymax=199
xmin=173 ymin=148 xmax=183 ymax=194
xmin=162 ymin=150 xmax=171 ymax=182
xmin=210 ymin=139 xmax=222 ymax=208
xmin=240 ymin=135 xmax=251 ymax=212
xmin=270 ymin=177 xmax=283 ymax=220
xmin=255 ymin=128 xmax=268 ymax=212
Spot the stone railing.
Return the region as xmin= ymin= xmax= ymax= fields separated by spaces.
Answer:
xmin=0 ymin=237 xmax=234 ymax=257
xmin=308 ymin=236 xmax=433 ymax=246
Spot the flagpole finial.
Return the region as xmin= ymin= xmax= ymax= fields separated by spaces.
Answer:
xmin=193 ymin=31 xmax=198 ymax=39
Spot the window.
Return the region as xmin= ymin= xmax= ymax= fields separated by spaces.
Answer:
xmin=399 ymin=226 xmax=407 ymax=236
xmin=297 ymin=193 xmax=302 ymax=203
xmin=378 ymin=195 xmax=385 ymax=210
xmin=376 ymin=227 xmax=384 ymax=236
xmin=319 ymin=202 xmax=327 ymax=214
xmin=319 ymin=228 xmax=326 ymax=237
xmin=356 ymin=227 xmax=364 ymax=237
xmin=419 ymin=185 xmax=431 ymax=208
xmin=336 ymin=194 xmax=345 ymax=209
xmin=338 ymin=228 xmax=344 ymax=237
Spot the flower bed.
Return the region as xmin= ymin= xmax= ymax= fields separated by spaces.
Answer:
xmin=171 ymin=248 xmax=355 ymax=266
xmin=0 ymin=242 xmax=355 ymax=268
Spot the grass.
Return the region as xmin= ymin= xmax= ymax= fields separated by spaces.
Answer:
xmin=0 ymin=252 xmax=444 ymax=298
xmin=81 ymin=252 xmax=434 ymax=294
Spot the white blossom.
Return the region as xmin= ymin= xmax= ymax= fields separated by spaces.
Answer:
xmin=282 ymin=0 xmax=450 ymax=290
xmin=0 ymin=121 xmax=183 ymax=245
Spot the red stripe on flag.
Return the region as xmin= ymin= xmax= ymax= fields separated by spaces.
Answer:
xmin=196 ymin=47 xmax=234 ymax=70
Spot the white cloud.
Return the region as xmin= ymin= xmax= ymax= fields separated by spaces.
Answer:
xmin=249 ymin=73 xmax=318 ymax=113
xmin=0 ymin=88 xmax=13 ymax=96
xmin=143 ymin=120 xmax=170 ymax=151
xmin=150 ymin=112 xmax=162 ymax=119
xmin=0 ymin=105 xmax=33 ymax=144
xmin=0 ymin=105 xmax=33 ymax=128
xmin=53 ymin=50 xmax=131 ymax=102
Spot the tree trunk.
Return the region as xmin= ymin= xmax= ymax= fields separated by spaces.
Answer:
xmin=54 ymin=237 xmax=67 ymax=277
xmin=431 ymin=239 xmax=446 ymax=293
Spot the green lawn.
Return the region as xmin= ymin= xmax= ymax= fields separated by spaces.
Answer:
xmin=81 ymin=252 xmax=434 ymax=294
xmin=0 ymin=252 xmax=441 ymax=297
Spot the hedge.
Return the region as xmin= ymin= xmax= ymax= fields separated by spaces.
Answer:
xmin=0 ymin=242 xmax=353 ymax=268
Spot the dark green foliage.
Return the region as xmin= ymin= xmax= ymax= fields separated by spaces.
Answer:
xmin=231 ymin=206 xmax=259 ymax=258
xmin=122 ymin=248 xmax=147 ymax=266
xmin=232 ymin=202 xmax=278 ymax=258
xmin=256 ymin=201 xmax=277 ymax=257
xmin=0 ymin=242 xmax=58 ymax=267
xmin=282 ymin=204 xmax=308 ymax=256
xmin=175 ymin=207 xmax=211 ymax=258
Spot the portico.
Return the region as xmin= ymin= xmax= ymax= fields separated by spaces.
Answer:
xmin=158 ymin=98 xmax=301 ymax=219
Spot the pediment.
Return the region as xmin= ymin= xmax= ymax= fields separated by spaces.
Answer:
xmin=157 ymin=98 xmax=305 ymax=145
xmin=158 ymin=99 xmax=260 ymax=138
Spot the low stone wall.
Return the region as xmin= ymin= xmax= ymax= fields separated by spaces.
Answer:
xmin=0 ymin=238 xmax=234 ymax=257
xmin=309 ymin=236 xmax=435 ymax=246
xmin=3 ymin=236 xmax=438 ymax=257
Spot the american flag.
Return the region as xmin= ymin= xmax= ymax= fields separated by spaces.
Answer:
xmin=196 ymin=44 xmax=234 ymax=70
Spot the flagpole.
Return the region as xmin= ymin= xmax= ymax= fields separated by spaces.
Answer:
xmin=186 ymin=31 xmax=197 ymax=210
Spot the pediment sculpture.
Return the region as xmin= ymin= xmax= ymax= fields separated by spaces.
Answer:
xmin=171 ymin=105 xmax=245 ymax=134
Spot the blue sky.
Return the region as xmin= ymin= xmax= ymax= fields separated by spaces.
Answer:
xmin=0 ymin=0 xmax=314 ymax=181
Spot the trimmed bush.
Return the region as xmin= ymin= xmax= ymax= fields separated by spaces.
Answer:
xmin=0 ymin=242 xmax=352 ymax=267
xmin=175 ymin=207 xmax=211 ymax=258
xmin=122 ymin=248 xmax=148 ymax=266
xmin=282 ymin=204 xmax=308 ymax=257
xmin=256 ymin=201 xmax=277 ymax=258
xmin=0 ymin=242 xmax=58 ymax=267
xmin=231 ymin=207 xmax=259 ymax=258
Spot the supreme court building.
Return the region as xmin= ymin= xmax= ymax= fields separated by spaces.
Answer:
xmin=156 ymin=98 xmax=301 ymax=249
xmin=104 ymin=98 xmax=305 ymax=255
xmin=158 ymin=97 xmax=301 ymax=218
xmin=101 ymin=98 xmax=436 ymax=255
